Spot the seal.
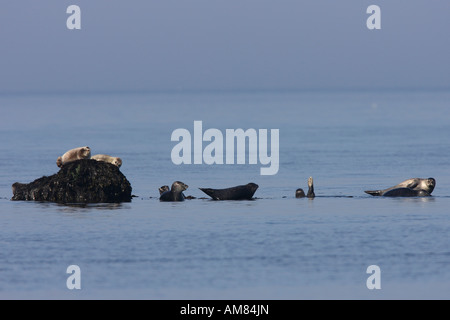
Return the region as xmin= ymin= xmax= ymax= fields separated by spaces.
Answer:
xmin=365 ymin=178 xmax=436 ymax=197
xmin=91 ymin=154 xmax=122 ymax=168
xmin=199 ymin=183 xmax=258 ymax=200
xmin=56 ymin=146 xmax=91 ymax=168
xmin=382 ymin=188 xmax=431 ymax=197
xmin=159 ymin=185 xmax=170 ymax=196
xmin=296 ymin=177 xmax=315 ymax=199
xmin=295 ymin=189 xmax=306 ymax=198
xmin=160 ymin=181 xmax=188 ymax=202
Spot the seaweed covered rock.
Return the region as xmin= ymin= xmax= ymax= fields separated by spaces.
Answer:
xmin=11 ymin=159 xmax=132 ymax=203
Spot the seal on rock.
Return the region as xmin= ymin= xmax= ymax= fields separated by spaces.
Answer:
xmin=56 ymin=146 xmax=91 ymax=168
xmin=296 ymin=177 xmax=315 ymax=199
xmin=91 ymin=154 xmax=122 ymax=168
xmin=199 ymin=183 xmax=258 ymax=200
xmin=12 ymin=159 xmax=132 ymax=203
xmin=160 ymin=181 xmax=188 ymax=202
xmin=365 ymin=178 xmax=436 ymax=197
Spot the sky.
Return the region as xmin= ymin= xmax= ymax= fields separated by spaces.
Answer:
xmin=0 ymin=0 xmax=449 ymax=94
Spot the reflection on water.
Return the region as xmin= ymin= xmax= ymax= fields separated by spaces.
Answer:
xmin=33 ymin=201 xmax=130 ymax=213
xmin=385 ymin=197 xmax=436 ymax=204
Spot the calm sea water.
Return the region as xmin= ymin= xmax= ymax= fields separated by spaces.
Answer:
xmin=0 ymin=90 xmax=449 ymax=299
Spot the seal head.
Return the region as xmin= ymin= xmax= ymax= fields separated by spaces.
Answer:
xmin=295 ymin=189 xmax=306 ymax=198
xmin=159 ymin=185 xmax=170 ymax=196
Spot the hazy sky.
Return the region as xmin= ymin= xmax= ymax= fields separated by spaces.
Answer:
xmin=0 ymin=0 xmax=449 ymax=93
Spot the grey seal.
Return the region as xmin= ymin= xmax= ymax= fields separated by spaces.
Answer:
xmin=159 ymin=185 xmax=170 ymax=195
xmin=91 ymin=154 xmax=122 ymax=168
xmin=199 ymin=183 xmax=258 ymax=200
xmin=382 ymin=188 xmax=431 ymax=197
xmin=365 ymin=178 xmax=436 ymax=197
xmin=159 ymin=181 xmax=188 ymax=202
xmin=296 ymin=177 xmax=315 ymax=199
xmin=56 ymin=146 xmax=91 ymax=167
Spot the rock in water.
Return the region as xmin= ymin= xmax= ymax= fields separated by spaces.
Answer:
xmin=11 ymin=159 xmax=132 ymax=203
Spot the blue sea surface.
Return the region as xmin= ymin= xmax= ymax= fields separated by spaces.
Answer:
xmin=0 ymin=90 xmax=449 ymax=299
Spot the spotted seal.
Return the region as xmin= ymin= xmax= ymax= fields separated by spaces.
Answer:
xmin=199 ymin=183 xmax=258 ymax=200
xmin=91 ymin=154 xmax=122 ymax=168
xmin=365 ymin=178 xmax=435 ymax=197
xmin=160 ymin=181 xmax=188 ymax=202
xmin=56 ymin=146 xmax=91 ymax=168
xmin=159 ymin=185 xmax=170 ymax=195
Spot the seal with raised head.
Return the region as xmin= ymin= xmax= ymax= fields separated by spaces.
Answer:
xmin=159 ymin=185 xmax=170 ymax=196
xmin=199 ymin=183 xmax=258 ymax=200
xmin=91 ymin=154 xmax=122 ymax=168
xmin=160 ymin=181 xmax=188 ymax=202
xmin=56 ymin=146 xmax=91 ymax=168
xmin=296 ymin=177 xmax=315 ymax=199
xmin=365 ymin=178 xmax=436 ymax=197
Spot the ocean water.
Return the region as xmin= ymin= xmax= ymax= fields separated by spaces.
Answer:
xmin=0 ymin=90 xmax=449 ymax=299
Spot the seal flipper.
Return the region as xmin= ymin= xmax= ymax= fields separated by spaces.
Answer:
xmin=199 ymin=188 xmax=219 ymax=200
xmin=307 ymin=177 xmax=315 ymax=199
xmin=365 ymin=190 xmax=383 ymax=196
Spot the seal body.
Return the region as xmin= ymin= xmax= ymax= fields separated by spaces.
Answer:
xmin=199 ymin=183 xmax=258 ymax=200
xmin=365 ymin=178 xmax=436 ymax=197
xmin=160 ymin=181 xmax=188 ymax=202
xmin=91 ymin=154 xmax=122 ymax=168
xmin=56 ymin=146 xmax=91 ymax=168
xmin=296 ymin=177 xmax=315 ymax=199
xmin=382 ymin=188 xmax=431 ymax=197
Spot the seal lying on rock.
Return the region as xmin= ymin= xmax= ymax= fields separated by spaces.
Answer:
xmin=365 ymin=178 xmax=436 ymax=197
xmin=57 ymin=146 xmax=91 ymax=168
xmin=296 ymin=177 xmax=315 ymax=199
xmin=160 ymin=181 xmax=188 ymax=202
xmin=91 ymin=154 xmax=122 ymax=168
xmin=12 ymin=159 xmax=132 ymax=203
xmin=199 ymin=183 xmax=258 ymax=200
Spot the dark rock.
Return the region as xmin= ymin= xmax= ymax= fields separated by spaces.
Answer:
xmin=11 ymin=159 xmax=132 ymax=204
